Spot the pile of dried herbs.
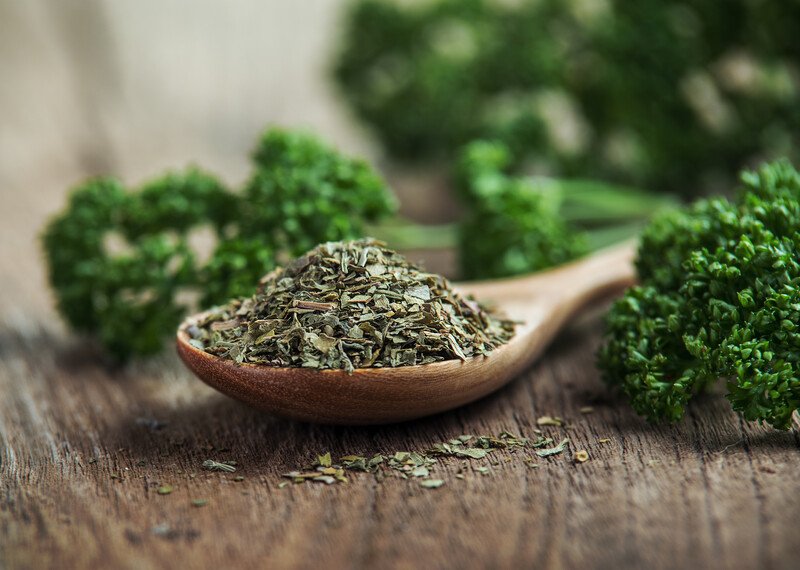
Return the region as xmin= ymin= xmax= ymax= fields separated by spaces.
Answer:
xmin=191 ymin=239 xmax=516 ymax=371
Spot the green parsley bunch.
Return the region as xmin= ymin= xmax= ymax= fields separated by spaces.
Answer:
xmin=201 ymin=129 xmax=396 ymax=305
xmin=42 ymin=128 xmax=395 ymax=360
xmin=334 ymin=0 xmax=800 ymax=196
xmin=598 ymin=160 xmax=800 ymax=429
xmin=456 ymin=139 xmax=676 ymax=279
xmin=457 ymin=140 xmax=586 ymax=279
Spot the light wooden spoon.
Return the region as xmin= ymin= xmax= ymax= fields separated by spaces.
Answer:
xmin=176 ymin=242 xmax=636 ymax=424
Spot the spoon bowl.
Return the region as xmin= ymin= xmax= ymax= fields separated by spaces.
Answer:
xmin=176 ymin=242 xmax=636 ymax=424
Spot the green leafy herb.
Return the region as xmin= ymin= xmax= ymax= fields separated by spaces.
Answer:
xmin=194 ymin=239 xmax=515 ymax=371
xmin=598 ymin=159 xmax=800 ymax=429
xmin=239 ymin=129 xmax=397 ymax=259
xmin=157 ymin=485 xmax=174 ymax=495
xmin=334 ymin=0 xmax=800 ymax=196
xmin=454 ymin=139 xmax=676 ymax=280
xmin=457 ymin=140 xmax=586 ymax=279
xmin=191 ymin=499 xmax=208 ymax=507
xmin=41 ymin=170 xmax=224 ymax=360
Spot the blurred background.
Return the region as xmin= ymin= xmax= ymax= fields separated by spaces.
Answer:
xmin=1 ymin=0 xmax=370 ymax=177
xmin=1 ymin=0 xmax=369 ymax=316
xmin=2 ymin=0 xmax=798 ymax=357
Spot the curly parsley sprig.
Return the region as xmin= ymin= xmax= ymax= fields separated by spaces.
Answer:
xmin=333 ymin=0 xmax=800 ymax=197
xmin=456 ymin=140 xmax=676 ymax=279
xmin=598 ymin=159 xmax=800 ymax=429
xmin=457 ymin=140 xmax=587 ymax=279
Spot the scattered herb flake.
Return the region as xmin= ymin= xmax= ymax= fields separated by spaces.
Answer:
xmin=456 ymin=448 xmax=489 ymax=459
xmin=536 ymin=416 xmax=564 ymax=427
xmin=202 ymin=459 xmax=237 ymax=473
xmin=411 ymin=466 xmax=430 ymax=478
xmin=535 ymin=438 xmax=570 ymax=458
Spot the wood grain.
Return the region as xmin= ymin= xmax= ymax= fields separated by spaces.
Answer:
xmin=3 ymin=312 xmax=800 ymax=570
xmin=2 ymin=2 xmax=800 ymax=568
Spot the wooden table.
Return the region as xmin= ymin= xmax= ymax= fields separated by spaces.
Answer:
xmin=2 ymin=3 xmax=800 ymax=568
xmin=3 ymin=288 xmax=800 ymax=569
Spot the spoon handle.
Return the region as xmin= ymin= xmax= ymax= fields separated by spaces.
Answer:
xmin=459 ymin=240 xmax=637 ymax=308
xmin=530 ymin=239 xmax=637 ymax=303
xmin=451 ymin=240 xmax=638 ymax=389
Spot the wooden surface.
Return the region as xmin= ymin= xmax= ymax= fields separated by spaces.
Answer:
xmin=4 ymin=310 xmax=800 ymax=570
xmin=2 ymin=2 xmax=800 ymax=569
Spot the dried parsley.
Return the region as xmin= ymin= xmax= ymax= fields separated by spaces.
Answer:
xmin=535 ymin=438 xmax=571 ymax=458
xmin=202 ymin=459 xmax=237 ymax=473
xmin=536 ymin=416 xmax=564 ymax=427
xmin=193 ymin=239 xmax=516 ymax=371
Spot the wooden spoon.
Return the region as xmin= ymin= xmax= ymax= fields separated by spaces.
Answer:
xmin=176 ymin=242 xmax=636 ymax=424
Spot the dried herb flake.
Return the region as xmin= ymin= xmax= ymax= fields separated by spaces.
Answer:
xmin=202 ymin=459 xmax=237 ymax=473
xmin=535 ymin=438 xmax=570 ymax=458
